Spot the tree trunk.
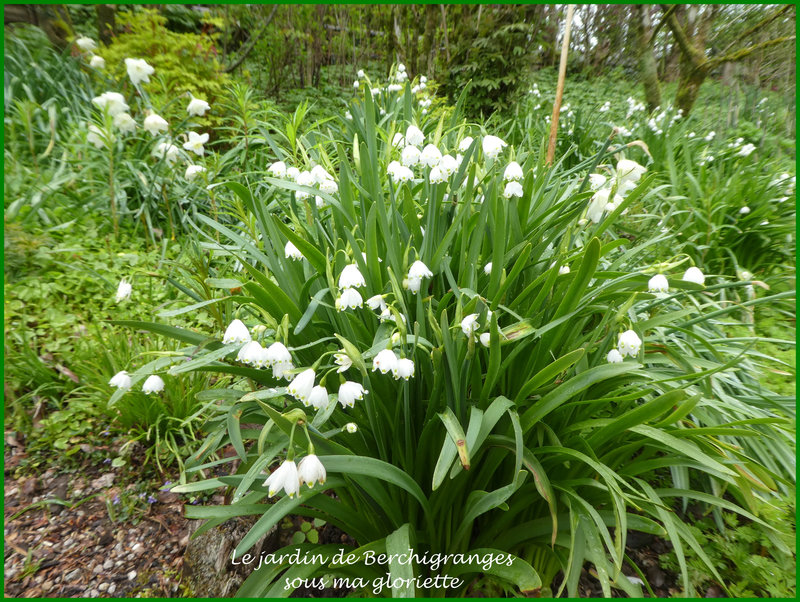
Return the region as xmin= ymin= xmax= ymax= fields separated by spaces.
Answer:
xmin=675 ymin=65 xmax=709 ymax=115
xmin=633 ymin=5 xmax=662 ymax=111
xmin=421 ymin=4 xmax=437 ymax=76
xmin=95 ymin=4 xmax=115 ymax=45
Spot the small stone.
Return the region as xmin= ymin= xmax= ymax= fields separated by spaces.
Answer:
xmin=115 ymin=560 xmax=123 ymax=567
xmin=103 ymin=559 xmax=113 ymax=570
xmin=98 ymin=583 xmax=108 ymax=592
xmin=127 ymin=570 xmax=137 ymax=581
xmin=42 ymin=580 xmax=53 ymax=591
xmin=108 ymin=584 xmax=117 ymax=595
xmin=88 ymin=589 xmax=99 ymax=598
xmin=93 ymin=564 xmax=103 ymax=574
xmin=65 ymin=569 xmax=81 ymax=581
xmin=132 ymin=543 xmax=143 ymax=554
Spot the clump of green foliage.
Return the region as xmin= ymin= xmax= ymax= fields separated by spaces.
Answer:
xmin=98 ymin=8 xmax=229 ymax=129
xmin=659 ymin=493 xmax=796 ymax=598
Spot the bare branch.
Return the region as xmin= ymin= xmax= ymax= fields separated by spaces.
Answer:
xmin=224 ymin=5 xmax=278 ymax=74
xmin=650 ymin=4 xmax=677 ymax=44
xmin=660 ymin=4 xmax=706 ymax=67
xmin=719 ymin=5 xmax=793 ymax=56
xmin=707 ymin=35 xmax=796 ymax=69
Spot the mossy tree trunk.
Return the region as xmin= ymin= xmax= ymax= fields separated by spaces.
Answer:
xmin=634 ymin=4 xmax=662 ymax=111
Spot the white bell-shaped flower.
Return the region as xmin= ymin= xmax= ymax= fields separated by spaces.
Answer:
xmin=503 ymin=161 xmax=523 ymax=181
xmin=223 ymin=319 xmax=251 ymax=344
xmin=298 ymin=454 xmax=326 ymax=488
xmin=617 ymin=330 xmax=642 ymax=358
xmin=461 ymin=314 xmax=480 ymax=337
xmin=405 ymin=125 xmax=424 ymax=147
xmin=392 ymin=358 xmax=415 ymax=380
xmin=187 ymin=96 xmax=210 ymax=116
xmin=265 ymin=342 xmax=292 ymax=367
xmin=263 ymin=459 xmax=300 ymax=498
xmin=372 ymin=349 xmax=398 ymax=374
xmin=479 ymin=333 xmax=491 ymax=347
xmin=420 ymin=144 xmax=442 ymax=168
xmin=459 ymin=136 xmax=474 ymax=153
xmin=268 ymin=161 xmax=287 ymax=178
xmin=287 ymin=369 xmax=316 ymax=403
xmin=648 ymin=274 xmax=669 ymax=293
xmin=683 ymin=267 xmax=705 ymax=285
xmin=503 ymin=181 xmax=524 ymax=199
xmin=335 ymin=288 xmax=363 ymax=311
xmin=607 ymin=349 xmax=624 ymax=363
xmin=125 ymin=58 xmax=155 ymax=86
xmin=408 ymin=260 xmax=433 ymax=280
xmin=109 ymin=370 xmax=132 ymax=390
xmin=307 ymin=385 xmax=329 ymax=410
xmin=143 ymin=113 xmax=168 ymax=135
xmin=185 ymin=164 xmax=206 ymax=181
xmin=482 ymin=135 xmax=507 ymax=159
xmin=285 ymin=241 xmax=304 ymax=260
xmin=339 ymin=264 xmax=366 ymax=289
xmin=115 ymin=279 xmax=132 ymax=302
xmin=89 ymin=55 xmax=106 ymax=69
xmin=401 ymin=145 xmax=421 ymax=167
xmin=142 ymin=375 xmax=165 ymax=394
xmin=338 ymin=381 xmax=367 ymax=408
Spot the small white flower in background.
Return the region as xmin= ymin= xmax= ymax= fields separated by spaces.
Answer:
xmin=345 ymin=422 xmax=358 ymax=433
xmin=429 ymin=166 xmax=446 ymax=184
xmin=298 ymin=454 xmax=327 ymax=487
xmin=392 ymin=133 xmax=405 ymax=148
xmin=458 ymin=137 xmax=474 ymax=153
xmin=704 ymin=131 xmax=716 ymax=142
xmin=87 ymin=124 xmax=110 ymax=148
xmin=353 ymin=80 xmax=360 ymax=89
xmin=295 ymin=170 xmax=314 ymax=199
xmin=371 ymin=88 xmax=381 ymax=97
xmin=405 ymin=125 xmax=424 ymax=147
xmin=185 ymin=164 xmax=206 ymax=181
xmin=125 ymin=58 xmax=155 ymax=86
xmin=617 ymin=330 xmax=642 ymax=358
xmin=577 ymin=218 xmax=588 ymax=226
xmin=737 ymin=143 xmax=756 ymax=157
xmin=89 ymin=55 xmax=106 ymax=69
xmin=142 ymin=375 xmax=165 ymax=394
xmin=372 ymin=349 xmax=398 ymax=374
xmin=388 ymin=163 xmax=414 ymax=183
xmin=401 ymin=145 xmax=421 ymax=167
xmin=397 ymin=63 xmax=406 ymax=72
xmin=483 ymin=262 xmax=492 ymax=275
xmin=607 ymin=349 xmax=624 ymax=363
xmin=439 ymin=155 xmax=458 ymax=178
xmin=379 ymin=306 xmax=406 ymax=324
xmin=272 ymin=361 xmax=294 ymax=381
xmin=153 ymin=141 xmax=179 ymax=164
xmin=739 ymin=206 xmax=751 ymax=215
xmin=237 ymin=341 xmax=264 ymax=366
xmin=311 ymin=165 xmax=333 ymax=185
xmin=223 ymin=319 xmax=251 ymax=344
xmin=339 ymin=264 xmax=366 ymax=289
xmin=334 ymin=350 xmax=352 ymax=372
xmin=503 ymin=161 xmax=523 ymax=181
xmin=408 ymin=260 xmax=433 ymax=281
xmin=265 ymin=342 xmax=292 ymax=366
xmin=420 ymin=144 xmax=442 ymax=168
xmin=115 ymin=278 xmax=132 ymax=302
xmin=503 ymin=181 xmax=524 ymax=199
xmin=648 ymin=274 xmax=669 ymax=293
xmin=109 ymin=370 xmax=132 ymax=390
xmin=315 ymin=195 xmax=326 ymax=208
xmin=285 ymin=241 xmax=303 ymax=261
xmin=92 ymin=91 xmax=129 ymax=116
xmin=357 ymin=69 xmax=365 ymax=78
xmin=616 ymin=158 xmax=647 ymax=187
xmin=335 ymin=288 xmax=363 ymax=311
xmin=286 ymin=166 xmax=300 ymax=181
xmin=263 ymin=459 xmax=299 ymax=498
xmin=366 ymin=294 xmax=387 ymax=312
xmin=288 ymin=368 xmax=316 ymax=403
xmin=479 ymin=332 xmax=491 ymax=347
xmin=113 ymin=112 xmax=136 ymax=133
xmin=683 ymin=266 xmax=705 ymax=285
xmin=688 ymin=132 xmax=696 ymax=139
xmin=76 ymin=36 xmax=97 ymax=52
xmin=143 ymin=113 xmax=168 ymax=135
xmin=186 ymin=96 xmax=210 ymax=116
xmin=307 ymin=385 xmax=329 ymax=410
xmin=482 ymin=135 xmax=507 ymax=159
xmin=588 ymin=173 xmax=606 ymax=189
xmin=559 ymin=266 xmax=570 ymax=275
xmin=320 ymin=179 xmax=338 ymax=195
xmin=387 ymin=83 xmax=402 ymax=93
xmin=183 ymin=131 xmax=209 ymax=156
xmin=338 ymin=381 xmax=367 ymax=408
xmin=586 ymin=188 xmax=620 ymax=223
xmin=268 ymin=161 xmax=287 ymax=178
xmin=393 ymin=358 xmax=415 ymax=380
xmin=461 ymin=314 xmax=480 ymax=337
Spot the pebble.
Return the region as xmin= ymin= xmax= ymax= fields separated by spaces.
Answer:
xmin=132 ymin=543 xmax=143 ymax=554
xmin=42 ymin=580 xmax=53 ymax=592
xmin=115 ymin=560 xmax=123 ymax=567
xmin=65 ymin=569 xmax=80 ymax=581
xmin=88 ymin=589 xmax=99 ymax=598
xmin=92 ymin=564 xmax=103 ymax=574
xmin=108 ymin=584 xmax=117 ymax=595
xmin=103 ymin=559 xmax=113 ymax=570
xmin=98 ymin=583 xmax=108 ymax=592
xmin=127 ymin=570 xmax=137 ymax=581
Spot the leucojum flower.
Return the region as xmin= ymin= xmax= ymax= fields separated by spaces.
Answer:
xmin=648 ymin=274 xmax=669 ymax=293
xmin=125 ymin=58 xmax=155 ymax=86
xmin=187 ymin=96 xmax=210 ymax=117
xmin=264 ymin=459 xmax=300 ymax=498
xmin=338 ymin=381 xmax=367 ymax=408
xmin=617 ymin=330 xmax=642 ymax=358
xmin=109 ymin=370 xmax=132 ymax=390
xmin=142 ymin=375 xmax=165 ymax=394
xmin=116 ymin=279 xmax=132 ymax=302
xmin=223 ymin=319 xmax=251 ymax=344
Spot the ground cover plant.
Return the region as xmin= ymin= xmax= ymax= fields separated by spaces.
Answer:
xmin=4 ymin=4 xmax=795 ymax=599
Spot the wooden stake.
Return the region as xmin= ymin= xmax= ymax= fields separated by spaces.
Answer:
xmin=546 ymin=4 xmax=575 ymax=165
